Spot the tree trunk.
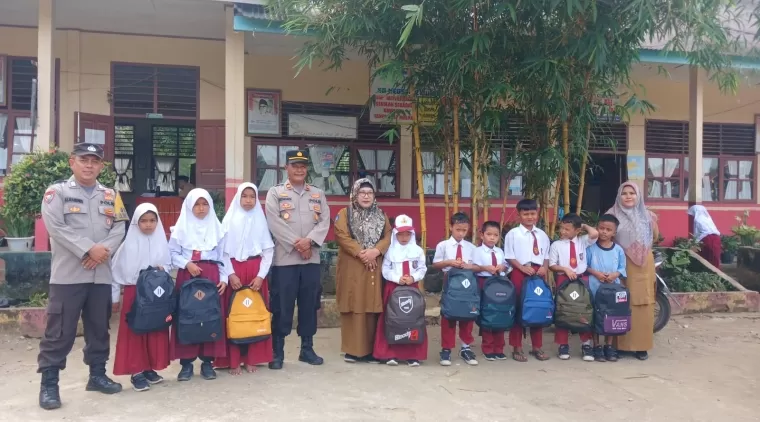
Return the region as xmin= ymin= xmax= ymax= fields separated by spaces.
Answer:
xmin=453 ymin=98 xmax=461 ymax=213
xmin=562 ymin=121 xmax=570 ymax=215
xmin=470 ymin=129 xmax=480 ymax=244
xmin=410 ymin=89 xmax=427 ymax=249
xmin=549 ymin=168 xmax=563 ymax=237
xmin=576 ymin=123 xmax=591 ymax=214
xmin=443 ymin=135 xmax=452 ymax=238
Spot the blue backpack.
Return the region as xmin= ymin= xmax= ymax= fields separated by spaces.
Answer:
xmin=477 ymin=276 xmax=517 ymax=330
xmin=440 ymin=268 xmax=480 ymax=321
xmin=519 ymin=276 xmax=555 ymax=327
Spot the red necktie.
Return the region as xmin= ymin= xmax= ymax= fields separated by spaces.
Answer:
xmin=531 ymin=232 xmax=539 ymax=256
xmin=191 ymin=250 xmax=201 ymax=261
xmin=402 ymin=261 xmax=410 ymax=276
xmin=456 ymin=244 xmax=463 ymax=261
xmin=491 ymin=251 xmax=497 ymax=266
xmin=569 ymin=241 xmax=577 ymax=269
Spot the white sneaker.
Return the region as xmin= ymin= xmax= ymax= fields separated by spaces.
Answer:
xmin=460 ymin=348 xmax=479 ymax=366
xmin=385 ymin=359 xmax=398 ymax=366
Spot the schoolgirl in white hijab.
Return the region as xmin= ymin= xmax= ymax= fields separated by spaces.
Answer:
xmin=382 ymin=214 xmax=427 ymax=284
xmin=687 ymin=205 xmax=720 ymax=241
xmin=168 ymin=188 xmax=235 ymax=381
xmin=215 ymin=183 xmax=276 ymax=375
xmin=110 ymin=203 xmax=172 ymax=390
xmin=375 ymin=214 xmax=428 ymax=365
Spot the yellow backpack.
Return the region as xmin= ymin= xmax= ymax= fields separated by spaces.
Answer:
xmin=227 ymin=287 xmax=271 ymax=344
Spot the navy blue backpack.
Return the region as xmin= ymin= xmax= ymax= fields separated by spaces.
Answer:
xmin=477 ymin=276 xmax=517 ymax=330
xmin=519 ymin=276 xmax=555 ymax=327
xmin=440 ymin=268 xmax=480 ymax=321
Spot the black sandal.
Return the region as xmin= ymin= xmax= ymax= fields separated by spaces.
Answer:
xmin=529 ymin=349 xmax=550 ymax=361
xmin=634 ymin=351 xmax=649 ymax=361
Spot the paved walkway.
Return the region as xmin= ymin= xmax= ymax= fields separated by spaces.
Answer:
xmin=0 ymin=313 xmax=758 ymax=422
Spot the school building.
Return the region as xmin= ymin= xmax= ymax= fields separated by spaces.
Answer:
xmin=1 ymin=0 xmax=759 ymax=246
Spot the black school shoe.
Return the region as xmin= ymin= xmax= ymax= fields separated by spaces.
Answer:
xmin=484 ymin=353 xmax=497 ymax=361
xmin=581 ymin=344 xmax=594 ymax=362
xmin=177 ymin=364 xmax=193 ymax=382
xmin=143 ymin=370 xmax=164 ymax=384
xmin=634 ymin=351 xmax=649 ymax=361
xmin=558 ymin=344 xmax=571 ymax=360
xmin=604 ymin=345 xmax=618 ymax=362
xmin=200 ymin=361 xmax=217 ymax=380
xmin=593 ymin=346 xmax=606 ymax=362
xmin=343 ymin=354 xmax=360 ymax=363
xmin=130 ymin=373 xmax=150 ymax=392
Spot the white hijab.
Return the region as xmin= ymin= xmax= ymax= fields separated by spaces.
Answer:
xmin=222 ymin=183 xmax=274 ymax=261
xmin=111 ymin=203 xmax=170 ymax=285
xmin=171 ymin=188 xmax=225 ymax=251
xmin=386 ymin=215 xmax=424 ymax=262
xmin=688 ymin=205 xmax=720 ymax=241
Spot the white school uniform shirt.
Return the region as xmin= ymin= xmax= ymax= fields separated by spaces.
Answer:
xmin=168 ymin=238 xmax=235 ymax=284
xmin=473 ymin=244 xmax=509 ymax=277
xmin=503 ymin=225 xmax=550 ymax=266
xmin=432 ymin=237 xmax=476 ymax=272
xmin=382 ymin=249 xmax=428 ymax=284
xmin=548 ymin=235 xmax=596 ymax=275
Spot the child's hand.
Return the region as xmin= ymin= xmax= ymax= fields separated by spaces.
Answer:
xmin=217 ymin=282 xmax=227 ymax=295
xmin=496 ymin=264 xmax=507 ymax=274
xmin=565 ymin=269 xmax=578 ymax=280
xmin=156 ymin=265 xmax=165 ymax=271
xmin=452 ymin=259 xmax=465 ymax=268
xmin=484 ymin=265 xmax=497 ymax=274
xmin=400 ymin=275 xmax=412 ymax=285
xmin=252 ymin=277 xmax=264 ymax=291
xmin=229 ymin=274 xmax=242 ymax=290
xmin=111 ymin=303 xmax=120 ymax=314
xmin=520 ymin=265 xmax=536 ymax=276
xmin=536 ymin=266 xmax=547 ymax=278
xmin=186 ymin=262 xmax=202 ymax=277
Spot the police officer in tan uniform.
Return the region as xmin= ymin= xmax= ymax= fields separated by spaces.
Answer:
xmin=265 ymin=149 xmax=331 ymax=370
xmin=37 ymin=143 xmax=129 ymax=410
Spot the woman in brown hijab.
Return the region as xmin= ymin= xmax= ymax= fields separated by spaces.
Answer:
xmin=606 ymin=181 xmax=659 ymax=360
xmin=334 ymin=179 xmax=392 ymax=362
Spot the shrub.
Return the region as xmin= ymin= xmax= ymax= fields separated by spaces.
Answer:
xmin=2 ymin=150 xmax=117 ymax=219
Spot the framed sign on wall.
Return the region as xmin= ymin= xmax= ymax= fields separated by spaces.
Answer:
xmin=246 ymin=89 xmax=281 ymax=137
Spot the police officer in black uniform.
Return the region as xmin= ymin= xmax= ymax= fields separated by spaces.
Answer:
xmin=37 ymin=143 xmax=128 ymax=410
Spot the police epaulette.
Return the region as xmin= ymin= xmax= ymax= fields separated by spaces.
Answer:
xmin=53 ymin=179 xmax=66 ymax=184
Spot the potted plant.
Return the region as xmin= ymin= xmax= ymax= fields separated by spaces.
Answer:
xmin=720 ymin=234 xmax=739 ymax=264
xmin=1 ymin=211 xmax=36 ymax=251
xmin=732 ymin=210 xmax=760 ymax=247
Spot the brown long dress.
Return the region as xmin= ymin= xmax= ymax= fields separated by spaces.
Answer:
xmin=616 ymin=252 xmax=656 ymax=352
xmin=334 ymin=207 xmax=391 ymax=357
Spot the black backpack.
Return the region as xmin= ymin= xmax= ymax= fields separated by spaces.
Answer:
xmin=477 ymin=276 xmax=517 ymax=331
xmin=440 ymin=268 xmax=480 ymax=321
xmin=126 ymin=267 xmax=176 ymax=334
xmin=177 ymin=277 xmax=223 ymax=345
xmin=384 ymin=286 xmax=426 ymax=345
xmin=554 ymin=279 xmax=594 ymax=333
xmin=593 ymin=283 xmax=632 ymax=336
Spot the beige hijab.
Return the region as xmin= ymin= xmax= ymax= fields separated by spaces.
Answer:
xmin=607 ymin=181 xmax=655 ymax=266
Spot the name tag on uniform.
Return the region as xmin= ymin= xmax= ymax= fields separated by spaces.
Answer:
xmin=64 ymin=197 xmax=84 ymax=204
xmin=99 ymin=200 xmax=114 ymax=206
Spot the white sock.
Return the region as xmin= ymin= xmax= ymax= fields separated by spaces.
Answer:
xmin=461 ymin=343 xmax=470 ymax=349
xmin=582 ymin=340 xmax=592 ymax=346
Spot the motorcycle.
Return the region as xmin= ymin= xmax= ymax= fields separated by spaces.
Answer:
xmin=653 ymin=250 xmax=674 ymax=333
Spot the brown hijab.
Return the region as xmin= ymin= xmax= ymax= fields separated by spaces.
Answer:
xmin=348 ymin=178 xmax=386 ymax=249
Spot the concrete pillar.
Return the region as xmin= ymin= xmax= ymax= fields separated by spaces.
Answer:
xmin=36 ymin=0 xmax=56 ymax=152
xmin=399 ymin=127 xmax=413 ymax=199
xmin=59 ymin=30 xmax=80 ymax=152
xmin=687 ymin=66 xmax=704 ymax=234
xmin=224 ymin=6 xmax=246 ymax=207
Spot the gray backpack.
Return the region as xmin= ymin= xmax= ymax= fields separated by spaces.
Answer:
xmin=384 ymin=286 xmax=426 ymax=345
xmin=554 ymin=279 xmax=594 ymax=333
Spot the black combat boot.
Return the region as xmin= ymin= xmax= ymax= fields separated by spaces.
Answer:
xmin=39 ymin=368 xmax=62 ymax=410
xmin=268 ymin=336 xmax=285 ymax=370
xmin=298 ymin=336 xmax=324 ymax=365
xmin=85 ymin=363 xmax=122 ymax=394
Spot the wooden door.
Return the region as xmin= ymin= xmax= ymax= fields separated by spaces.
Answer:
xmin=196 ymin=120 xmax=225 ymax=191
xmin=75 ymin=112 xmax=115 ymax=161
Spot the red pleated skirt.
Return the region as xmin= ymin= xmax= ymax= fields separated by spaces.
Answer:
xmin=215 ymin=256 xmax=273 ymax=368
xmin=700 ymin=234 xmax=722 ymax=269
xmin=170 ymin=262 xmax=229 ymax=360
xmin=113 ymin=285 xmax=170 ymax=376
xmin=372 ymin=281 xmax=428 ymax=361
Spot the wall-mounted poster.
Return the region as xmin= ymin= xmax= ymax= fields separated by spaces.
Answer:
xmin=246 ymin=89 xmax=281 ymax=136
xmin=0 ymin=55 xmax=6 ymax=107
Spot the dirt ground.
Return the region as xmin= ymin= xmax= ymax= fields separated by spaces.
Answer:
xmin=0 ymin=314 xmax=758 ymax=422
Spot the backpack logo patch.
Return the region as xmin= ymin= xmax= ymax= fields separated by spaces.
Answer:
xmin=194 ymin=290 xmax=205 ymax=301
xmin=569 ymin=290 xmax=579 ymax=300
xmin=462 ymin=279 xmax=471 ymax=289
xmin=398 ymin=296 xmax=414 ymax=314
xmin=534 ymin=286 xmax=543 ymax=296
xmin=615 ymin=291 xmax=628 ymax=303
xmin=243 ymin=297 xmax=253 ymax=308
xmin=153 ymin=286 xmax=165 ymax=298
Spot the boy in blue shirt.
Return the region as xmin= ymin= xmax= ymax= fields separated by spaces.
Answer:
xmin=586 ymin=214 xmax=627 ymax=362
